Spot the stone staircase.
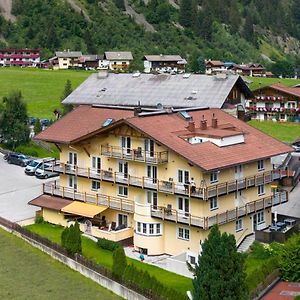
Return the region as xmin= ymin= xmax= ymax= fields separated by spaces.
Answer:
xmin=237 ymin=233 xmax=255 ymax=253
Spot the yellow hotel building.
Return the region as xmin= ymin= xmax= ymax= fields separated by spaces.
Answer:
xmin=31 ymin=105 xmax=290 ymax=262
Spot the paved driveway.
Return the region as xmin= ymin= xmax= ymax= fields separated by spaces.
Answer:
xmin=0 ymin=153 xmax=43 ymax=222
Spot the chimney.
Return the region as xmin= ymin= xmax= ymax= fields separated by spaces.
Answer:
xmin=134 ymin=106 xmax=142 ymax=116
xmin=186 ymin=121 xmax=195 ymax=132
xmin=200 ymin=115 xmax=207 ymax=130
xmin=212 ymin=113 xmax=218 ymax=128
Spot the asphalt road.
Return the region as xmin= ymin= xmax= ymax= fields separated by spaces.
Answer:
xmin=0 ymin=153 xmax=42 ymax=222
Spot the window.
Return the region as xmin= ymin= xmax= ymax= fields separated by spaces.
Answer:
xmin=142 ymin=223 xmax=147 ymax=234
xmin=280 ymin=102 xmax=284 ymax=108
xmin=189 ymin=256 xmax=196 ymax=265
xmin=68 ymin=175 xmax=77 ymax=191
xmin=178 ymin=227 xmax=190 ymax=241
xmin=210 ymin=172 xmax=218 ymax=183
xmin=178 ymin=197 xmax=189 ymax=214
xmin=91 ymin=180 xmax=100 ymax=191
xmin=121 ymin=136 xmax=131 ymax=154
xmin=257 ymin=184 xmax=265 ymax=196
xmin=136 ymin=223 xmax=162 ymax=235
xmin=68 ymin=152 xmax=77 ymax=166
xmin=236 ymin=219 xmax=243 ymax=232
xmin=210 ymin=197 xmax=218 ymax=210
xmin=118 ymin=214 xmax=128 ymax=227
xmin=257 ymin=211 xmax=264 ymax=224
xmin=257 ymin=160 xmax=264 ymax=171
xmin=118 ymin=185 xmax=128 ymax=197
xmin=280 ymin=114 xmax=285 ymax=120
xmin=147 ymin=191 xmax=158 ymax=208
xmin=91 ymin=156 xmax=101 ymax=173
xmin=178 ymin=169 xmax=189 ymax=184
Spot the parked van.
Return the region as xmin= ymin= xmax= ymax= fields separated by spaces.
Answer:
xmin=35 ymin=162 xmax=58 ymax=179
xmin=24 ymin=157 xmax=54 ymax=176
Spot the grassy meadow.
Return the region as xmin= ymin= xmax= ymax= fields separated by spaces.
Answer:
xmin=248 ymin=120 xmax=300 ymax=143
xmin=0 ymin=67 xmax=91 ymax=119
xmin=246 ymin=76 xmax=300 ymax=90
xmin=0 ymin=228 xmax=121 ymax=300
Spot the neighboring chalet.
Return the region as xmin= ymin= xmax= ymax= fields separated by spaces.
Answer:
xmin=62 ymin=73 xmax=253 ymax=117
xmin=0 ymin=48 xmax=40 ymax=67
xmin=143 ymin=55 xmax=187 ymax=73
xmin=205 ymin=60 xmax=226 ymax=75
xmin=101 ymin=51 xmax=133 ymax=71
xmin=80 ymin=54 xmax=103 ymax=69
xmin=247 ymin=83 xmax=300 ymax=121
xmin=52 ymin=50 xmax=83 ymax=69
xmin=31 ymin=105 xmax=291 ymax=262
xmin=232 ymin=63 xmax=271 ymax=77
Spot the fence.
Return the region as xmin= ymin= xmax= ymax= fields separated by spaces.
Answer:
xmin=0 ymin=216 xmax=165 ymax=300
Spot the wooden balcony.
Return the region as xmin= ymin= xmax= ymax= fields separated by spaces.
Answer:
xmin=47 ymin=161 xmax=278 ymax=200
xmin=151 ymin=191 xmax=288 ymax=230
xmin=43 ymin=182 xmax=134 ymax=213
xmin=100 ymin=145 xmax=168 ymax=164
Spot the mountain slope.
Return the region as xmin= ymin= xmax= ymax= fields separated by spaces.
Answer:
xmin=0 ymin=0 xmax=299 ymax=70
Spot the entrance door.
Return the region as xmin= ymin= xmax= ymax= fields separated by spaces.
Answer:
xmin=119 ymin=161 xmax=128 ymax=179
xmin=91 ymin=156 xmax=101 ymax=174
xmin=144 ymin=139 xmax=154 ymax=158
xmin=121 ymin=136 xmax=131 ymax=154
xmin=253 ymin=214 xmax=258 ymax=232
xmin=147 ymin=165 xmax=157 ymax=184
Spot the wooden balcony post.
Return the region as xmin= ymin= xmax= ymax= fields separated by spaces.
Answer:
xmin=84 ymin=192 xmax=86 ymax=202
xmin=63 ymin=163 xmax=66 ymax=174
xmin=108 ymin=196 xmax=110 ymax=208
xmin=236 ymin=207 xmax=238 ymax=219
xmin=175 ymin=210 xmax=178 ymax=223
xmin=142 ymin=177 xmax=144 ymax=189
xmin=157 ymin=179 xmax=159 ymax=191
xmin=216 ymin=184 xmax=218 ymax=197
xmin=226 ymin=182 xmax=228 ymax=194
xmin=254 ymin=200 xmax=256 ymax=212
xmin=245 ymin=203 xmax=248 ymax=215
xmin=236 ymin=180 xmax=238 ymax=191
xmin=113 ymin=172 xmax=116 ymax=184
xmin=73 ymin=189 xmax=75 ymax=200
xmin=100 ymin=170 xmax=103 ymax=181
xmin=62 ymin=187 xmax=65 ymax=198
xmin=120 ymin=198 xmax=123 ymax=211
xmin=76 ymin=166 xmax=78 ymax=176
xmin=128 ymin=174 xmax=130 ymax=186
xmin=279 ymin=192 xmax=282 ymax=204
xmin=96 ymin=194 xmax=99 ymax=205
xmin=121 ymin=147 xmax=124 ymax=159
xmin=189 ymin=214 xmax=191 ymax=226
xmin=254 ymin=175 xmax=257 ymax=186
xmin=263 ymin=172 xmax=265 ymax=184
xmin=226 ymin=210 xmax=228 ymax=222
xmin=87 ymin=167 xmax=90 ymax=178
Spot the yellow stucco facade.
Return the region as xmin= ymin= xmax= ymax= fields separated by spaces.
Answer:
xmin=44 ymin=124 xmax=279 ymax=258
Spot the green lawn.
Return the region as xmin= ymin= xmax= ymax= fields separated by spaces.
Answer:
xmin=26 ymin=223 xmax=193 ymax=294
xmin=0 ymin=67 xmax=91 ymax=119
xmin=0 ymin=228 xmax=121 ymax=300
xmin=246 ymin=76 xmax=300 ymax=91
xmin=248 ymin=120 xmax=300 ymax=143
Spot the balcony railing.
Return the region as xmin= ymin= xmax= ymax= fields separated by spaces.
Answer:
xmin=151 ymin=191 xmax=288 ymax=230
xmin=43 ymin=182 xmax=134 ymax=213
xmin=47 ymin=161 xmax=281 ymax=200
xmin=100 ymin=145 xmax=168 ymax=164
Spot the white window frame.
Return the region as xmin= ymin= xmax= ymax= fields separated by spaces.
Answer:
xmin=118 ymin=185 xmax=128 ymax=198
xmin=91 ymin=156 xmax=101 ymax=173
xmin=210 ymin=172 xmax=218 ymax=183
xmin=118 ymin=214 xmax=128 ymax=227
xmin=257 ymin=184 xmax=265 ymax=196
xmin=178 ymin=197 xmax=190 ymax=214
xmin=177 ymin=227 xmax=190 ymax=241
xmin=146 ymin=191 xmax=158 ymax=208
xmin=257 ymin=160 xmax=264 ymax=171
xmin=257 ymin=211 xmax=264 ymax=224
xmin=68 ymin=175 xmax=77 ymax=191
xmin=135 ymin=222 xmax=162 ymax=236
xmin=210 ymin=197 xmax=218 ymax=210
xmin=91 ymin=180 xmax=100 ymax=191
xmin=178 ymin=169 xmax=189 ymax=184
xmin=235 ymin=218 xmax=243 ymax=232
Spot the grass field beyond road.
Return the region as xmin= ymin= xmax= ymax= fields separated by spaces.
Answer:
xmin=246 ymin=76 xmax=300 ymax=90
xmin=0 ymin=228 xmax=120 ymax=300
xmin=248 ymin=120 xmax=300 ymax=143
xmin=0 ymin=67 xmax=90 ymax=119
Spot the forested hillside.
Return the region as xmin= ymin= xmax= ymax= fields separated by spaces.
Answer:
xmin=0 ymin=0 xmax=299 ymax=71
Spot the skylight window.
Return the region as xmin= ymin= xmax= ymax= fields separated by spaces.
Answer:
xmin=102 ymin=118 xmax=114 ymax=127
xmin=179 ymin=111 xmax=192 ymax=121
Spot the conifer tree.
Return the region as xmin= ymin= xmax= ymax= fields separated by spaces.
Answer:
xmin=193 ymin=225 xmax=248 ymax=300
xmin=112 ymin=246 xmax=127 ymax=280
xmin=179 ymin=0 xmax=194 ymax=28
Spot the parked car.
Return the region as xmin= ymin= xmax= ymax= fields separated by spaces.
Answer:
xmin=7 ymin=153 xmax=32 ymax=167
xmin=292 ymin=144 xmax=300 ymax=152
xmin=35 ymin=162 xmax=58 ymax=179
xmin=25 ymin=157 xmax=54 ymax=175
xmin=40 ymin=119 xmax=50 ymax=127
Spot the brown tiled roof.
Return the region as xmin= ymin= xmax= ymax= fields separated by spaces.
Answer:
xmin=37 ymin=106 xmax=292 ymax=171
xmin=28 ymin=195 xmax=73 ymax=211
xmin=125 ymin=109 xmax=292 ymax=171
xmin=35 ymin=106 xmax=134 ymax=144
xmin=206 ymin=60 xmax=224 ymax=67
xmin=262 ymin=281 xmax=300 ymax=300
xmin=268 ymin=83 xmax=300 ymax=98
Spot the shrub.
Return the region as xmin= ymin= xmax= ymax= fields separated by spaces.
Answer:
xmin=60 ymin=222 xmax=82 ymax=255
xmin=97 ymin=238 xmax=120 ymax=251
xmin=112 ymin=246 xmax=127 ymax=280
xmin=34 ymin=215 xmax=44 ymax=224
xmin=249 ymin=241 xmax=272 ymax=259
xmin=15 ymin=145 xmax=38 ymax=157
